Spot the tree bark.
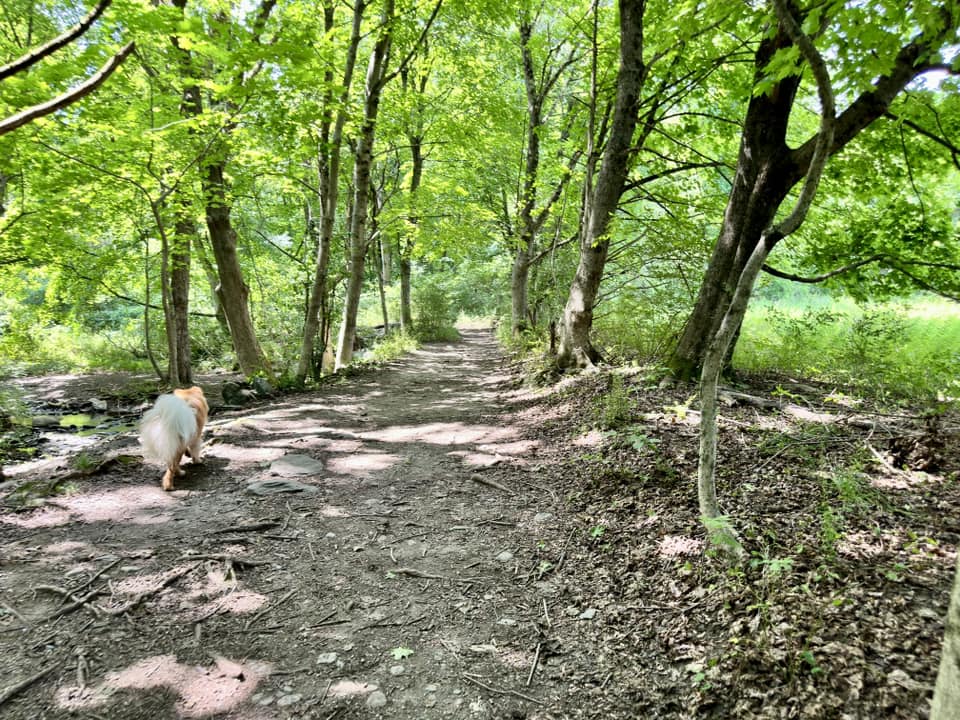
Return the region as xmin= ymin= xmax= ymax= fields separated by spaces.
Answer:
xmin=399 ymin=248 xmax=413 ymax=332
xmin=509 ymin=18 xmax=575 ymax=338
xmin=201 ymin=159 xmax=272 ymax=378
xmin=669 ymin=14 xmax=959 ymax=380
xmin=931 ymin=550 xmax=960 ymax=719
xmin=335 ymin=0 xmax=395 ymax=369
xmin=296 ymin=0 xmax=365 ymax=383
xmin=556 ymin=0 xmax=646 ymax=369
xmin=171 ymin=0 xmax=272 ymax=379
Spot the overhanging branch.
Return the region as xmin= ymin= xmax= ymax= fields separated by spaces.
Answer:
xmin=0 ymin=42 xmax=136 ymax=136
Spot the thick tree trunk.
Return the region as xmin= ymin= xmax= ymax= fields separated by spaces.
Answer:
xmin=556 ymin=0 xmax=646 ymax=369
xmin=669 ymin=16 xmax=955 ymax=379
xmin=171 ymin=0 xmax=271 ymax=379
xmin=931 ymin=551 xmax=960 ymax=719
xmin=202 ymin=160 xmax=272 ymax=378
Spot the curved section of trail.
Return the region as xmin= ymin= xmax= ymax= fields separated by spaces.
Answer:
xmin=0 ymin=329 xmax=576 ymax=719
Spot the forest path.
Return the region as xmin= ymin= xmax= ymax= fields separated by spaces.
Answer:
xmin=0 ymin=329 xmax=578 ymax=720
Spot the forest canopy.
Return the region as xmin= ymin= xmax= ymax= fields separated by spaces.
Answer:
xmin=0 ymin=0 xmax=956 ymax=395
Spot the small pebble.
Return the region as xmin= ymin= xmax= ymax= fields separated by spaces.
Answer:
xmin=317 ymin=652 xmax=338 ymax=665
xmin=495 ymin=551 xmax=514 ymax=563
xmin=389 ymin=664 xmax=405 ymax=675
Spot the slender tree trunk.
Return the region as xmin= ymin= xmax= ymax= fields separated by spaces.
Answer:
xmin=169 ymin=207 xmax=193 ymax=385
xmin=399 ymin=248 xmax=413 ymax=332
xmin=376 ymin=240 xmax=389 ymax=330
xmin=931 ymin=551 xmax=960 ymax=719
xmin=297 ymin=0 xmax=365 ymax=383
xmin=335 ymin=0 xmax=394 ymax=369
xmin=557 ymin=0 xmax=646 ymax=369
xmin=697 ymin=0 xmax=836 ymax=556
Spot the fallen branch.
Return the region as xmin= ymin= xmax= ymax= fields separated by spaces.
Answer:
xmin=0 ymin=662 xmax=61 ymax=706
xmin=470 ymin=474 xmax=515 ymax=494
xmin=462 ymin=673 xmax=543 ymax=704
xmin=97 ymin=562 xmax=201 ymax=616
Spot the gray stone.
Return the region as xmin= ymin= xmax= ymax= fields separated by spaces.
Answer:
xmin=276 ymin=694 xmax=302 ymax=707
xmin=246 ymin=479 xmax=319 ymax=496
xmin=366 ymin=691 xmax=388 ymax=708
xmin=389 ymin=664 xmax=405 ymax=675
xmin=270 ymin=454 xmax=325 ymax=476
xmin=316 ymin=652 xmax=338 ymax=665
xmin=495 ymin=551 xmax=514 ymax=563
xmin=533 ymin=512 xmax=554 ymax=524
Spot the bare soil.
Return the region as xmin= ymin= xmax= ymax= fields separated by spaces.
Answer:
xmin=1 ymin=329 xmax=958 ymax=719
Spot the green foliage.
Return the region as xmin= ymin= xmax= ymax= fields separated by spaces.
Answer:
xmin=737 ymin=290 xmax=960 ymax=402
xmin=593 ymin=374 xmax=634 ymax=430
xmin=413 ymin=278 xmax=459 ymax=341
xmin=368 ymin=331 xmax=419 ymax=363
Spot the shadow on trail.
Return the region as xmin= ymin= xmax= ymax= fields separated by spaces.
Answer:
xmin=0 ymin=328 xmax=557 ymax=720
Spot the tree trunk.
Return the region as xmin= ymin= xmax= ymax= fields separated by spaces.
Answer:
xmin=335 ymin=0 xmax=394 ymax=369
xmin=202 ymin=160 xmax=273 ymax=378
xmin=171 ymin=0 xmax=271 ymax=379
xmin=556 ymin=0 xmax=646 ymax=369
xmin=168 ymin=208 xmax=193 ymax=385
xmin=931 ymin=551 xmax=960 ymax=719
xmin=296 ymin=0 xmax=365 ymax=383
xmin=669 ymin=15 xmax=956 ymax=379
xmin=399 ymin=250 xmax=413 ymax=332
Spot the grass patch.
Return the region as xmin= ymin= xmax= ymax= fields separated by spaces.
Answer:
xmin=736 ymin=294 xmax=960 ymax=403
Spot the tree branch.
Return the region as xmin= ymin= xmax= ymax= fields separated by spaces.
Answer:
xmin=762 ymin=254 xmax=884 ymax=283
xmin=886 ymin=110 xmax=960 ymax=171
xmin=0 ymin=0 xmax=112 ymax=81
xmin=0 ymin=41 xmax=135 ymax=136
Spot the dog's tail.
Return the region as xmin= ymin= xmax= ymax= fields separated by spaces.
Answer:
xmin=140 ymin=394 xmax=198 ymax=465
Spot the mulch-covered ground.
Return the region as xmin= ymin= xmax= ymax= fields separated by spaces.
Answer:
xmin=0 ymin=330 xmax=957 ymax=719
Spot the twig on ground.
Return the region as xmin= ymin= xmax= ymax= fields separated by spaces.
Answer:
xmin=392 ymin=567 xmax=480 ymax=584
xmin=0 ymin=661 xmax=61 ymax=706
xmin=176 ymin=553 xmax=268 ymax=568
xmin=526 ymin=643 xmax=541 ymax=687
xmin=211 ymin=520 xmax=280 ymax=534
xmin=97 ymin=561 xmax=201 ymax=616
xmin=244 ymin=589 xmax=296 ymax=631
xmin=462 ymin=673 xmax=543 ymax=704
xmin=70 ymin=557 xmax=122 ymax=596
xmin=470 ymin=474 xmax=516 ymax=494
xmin=380 ymin=529 xmax=433 ymax=548
xmin=34 ymin=587 xmax=104 ymax=622
xmin=1 ymin=602 xmax=29 ymax=627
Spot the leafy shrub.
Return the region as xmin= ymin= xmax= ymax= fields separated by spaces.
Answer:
xmin=413 ymin=280 xmax=458 ymax=341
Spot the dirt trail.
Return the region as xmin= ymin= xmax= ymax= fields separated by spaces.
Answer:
xmin=0 ymin=330 xmax=577 ymax=720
